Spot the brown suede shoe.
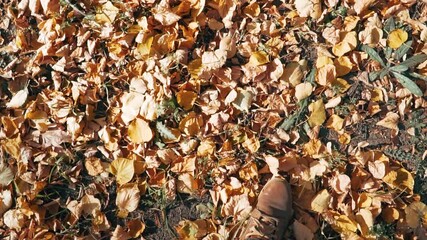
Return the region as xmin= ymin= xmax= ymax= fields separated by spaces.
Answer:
xmin=239 ymin=177 xmax=293 ymax=240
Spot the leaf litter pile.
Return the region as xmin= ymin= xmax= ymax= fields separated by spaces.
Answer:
xmin=1 ymin=0 xmax=427 ymax=239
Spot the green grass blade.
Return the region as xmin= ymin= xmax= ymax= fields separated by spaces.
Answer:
xmin=390 ymin=65 xmax=409 ymax=73
xmin=361 ymin=45 xmax=386 ymax=67
xmin=394 ymin=40 xmax=412 ymax=60
xmin=400 ymin=54 xmax=427 ymax=68
xmin=392 ymin=72 xmax=423 ymax=96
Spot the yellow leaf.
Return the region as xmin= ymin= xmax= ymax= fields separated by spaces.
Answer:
xmin=303 ymin=139 xmax=322 ymax=156
xmin=326 ymin=114 xmax=344 ymax=131
xmin=137 ymin=36 xmax=153 ymax=57
xmin=332 ymin=31 xmax=357 ymax=57
xmin=311 ymin=189 xmax=331 ymax=213
xmin=330 ymin=78 xmax=351 ymax=93
xmin=308 ymin=99 xmax=326 ymax=127
xmin=343 ymin=16 xmax=360 ymax=32
xmin=332 ymin=215 xmax=358 ymax=233
xmin=383 ymin=168 xmax=414 ymax=193
xmin=109 ymin=158 xmax=135 ymax=185
xmin=387 ymin=29 xmax=408 ymax=49
xmin=295 ymin=82 xmax=313 ymax=101
xmin=316 ymin=56 xmax=333 ymax=68
xmin=128 ymin=118 xmax=153 ymax=144
xmin=188 ymin=58 xmax=203 ymax=79
xmin=116 ymin=183 xmax=140 ymax=218
xmin=338 ymin=132 xmax=351 ymax=145
xmin=95 ymin=1 xmax=119 ymax=24
xmin=248 ymin=51 xmax=269 ymax=66
xmin=177 ymin=90 xmax=198 ymax=111
xmin=334 ymin=56 xmax=353 ymax=76
xmin=376 ymin=112 xmax=399 ymax=131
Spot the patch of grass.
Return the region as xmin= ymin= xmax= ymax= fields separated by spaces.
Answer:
xmin=370 ymin=222 xmax=396 ymax=240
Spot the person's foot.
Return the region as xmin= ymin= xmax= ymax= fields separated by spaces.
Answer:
xmin=239 ymin=177 xmax=293 ymax=240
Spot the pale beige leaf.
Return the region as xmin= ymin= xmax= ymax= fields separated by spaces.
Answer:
xmin=0 ymin=164 xmax=14 ymax=187
xmin=6 ymin=88 xmax=28 ymax=109
xmin=295 ymin=82 xmax=313 ymax=101
xmin=3 ymin=209 xmax=26 ymax=230
xmin=376 ymin=112 xmax=399 ymax=130
xmin=128 ymin=118 xmax=153 ymax=144
xmin=0 ymin=190 xmax=13 ymax=216
xmin=311 ymin=189 xmax=331 ymax=213
xmin=116 ymin=183 xmax=140 ymax=218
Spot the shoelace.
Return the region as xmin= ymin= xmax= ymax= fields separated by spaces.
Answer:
xmin=243 ymin=209 xmax=279 ymax=240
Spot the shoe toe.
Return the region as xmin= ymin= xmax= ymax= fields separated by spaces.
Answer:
xmin=256 ymin=177 xmax=293 ymax=219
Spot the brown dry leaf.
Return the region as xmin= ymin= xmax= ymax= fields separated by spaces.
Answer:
xmin=179 ymin=112 xmax=203 ymax=136
xmin=128 ymin=118 xmax=153 ymax=144
xmin=331 ymin=174 xmax=351 ymax=194
xmin=109 ymin=158 xmax=135 ymax=185
xmin=177 ymin=90 xmax=198 ymax=110
xmin=332 ymin=31 xmax=357 ymax=57
xmin=308 ymin=99 xmax=326 ymax=127
xmin=359 ymin=25 xmax=383 ymax=47
xmin=232 ymin=88 xmax=253 ymax=112
xmin=112 ymin=225 xmax=131 ymax=240
xmin=334 ymin=56 xmax=353 ymax=76
xmin=405 ymin=202 xmax=427 ymax=229
xmin=376 ymin=112 xmax=399 ymax=131
xmin=116 ymin=183 xmax=140 ymax=218
xmin=177 ymin=173 xmax=198 ymax=194
xmin=283 ymin=62 xmax=304 ymax=86
xmin=85 ymin=157 xmax=104 ymax=176
xmin=316 ymin=64 xmax=336 ymax=86
xmin=368 ymin=160 xmax=388 ymax=179
xmin=382 ymin=207 xmax=400 ymax=223
xmin=127 ymin=219 xmax=145 ymax=238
